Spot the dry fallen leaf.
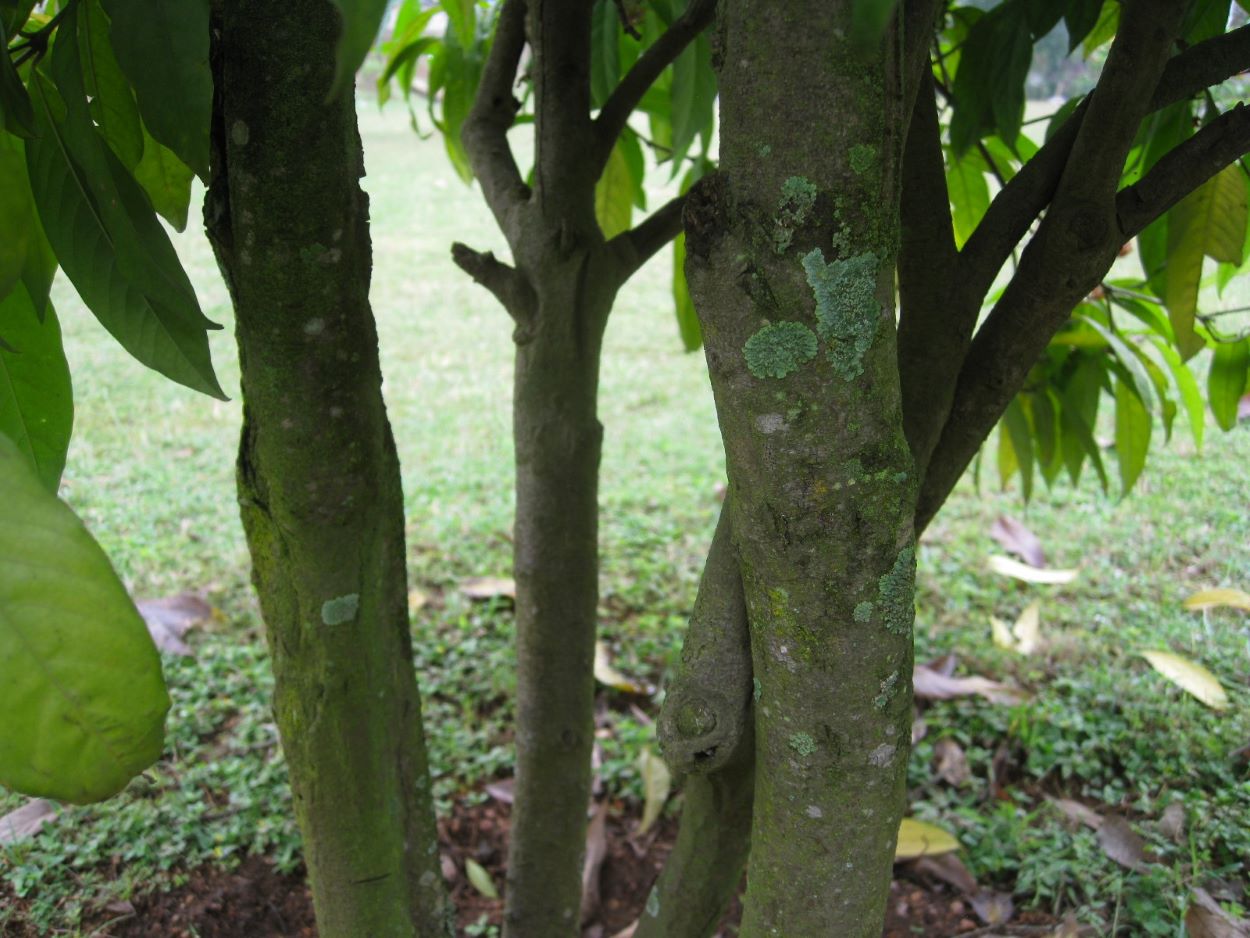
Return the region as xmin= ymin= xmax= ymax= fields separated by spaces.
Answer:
xmin=1047 ymin=796 xmax=1103 ymax=831
xmin=459 ymin=576 xmax=516 ymax=601
xmin=1140 ymin=650 xmax=1230 ymax=710
xmin=464 ymin=857 xmax=499 ymax=899
xmin=970 ymin=889 xmax=1015 ymax=926
xmin=0 ymin=799 xmax=57 ymax=844
xmin=909 ymin=852 xmax=977 ymax=894
xmin=580 ymin=801 xmax=609 ymax=925
xmin=991 ymin=601 xmax=1041 ymax=655
xmin=637 ymin=747 xmax=672 ymax=835
xmin=913 ymin=664 xmax=1028 ymax=706
xmin=440 ymin=853 xmax=457 ymax=883
xmin=1186 ymin=887 xmax=1250 ymax=938
xmin=1158 ymin=802 xmax=1185 ymax=843
xmin=990 ymin=515 xmax=1046 ymax=568
xmin=136 ymin=593 xmax=214 ymax=656
xmin=485 ymin=778 xmax=515 ymax=805
xmin=894 ymin=818 xmax=960 ymax=860
xmin=1184 ymin=588 xmax=1250 ymax=613
xmin=934 ymin=738 xmax=971 ymax=787
xmin=594 ymin=642 xmax=648 ymax=695
xmin=1096 ymin=814 xmax=1147 ymax=871
xmin=987 ymin=555 xmax=1079 ymax=585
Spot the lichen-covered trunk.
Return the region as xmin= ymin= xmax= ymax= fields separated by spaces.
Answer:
xmin=687 ymin=2 xmax=916 ymax=934
xmin=206 ymin=4 xmax=450 ymax=935
xmin=504 ymin=260 xmax=612 ymax=938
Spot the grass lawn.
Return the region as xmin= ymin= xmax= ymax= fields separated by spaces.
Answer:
xmin=2 ymin=100 xmax=1249 ymax=936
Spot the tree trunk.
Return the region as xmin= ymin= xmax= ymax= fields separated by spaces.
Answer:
xmin=687 ymin=2 xmax=915 ymax=933
xmin=205 ymin=4 xmax=450 ymax=935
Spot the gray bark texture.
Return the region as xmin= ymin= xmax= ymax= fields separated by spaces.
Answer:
xmin=205 ymin=3 xmax=450 ymax=935
xmin=686 ymin=2 xmax=917 ymax=933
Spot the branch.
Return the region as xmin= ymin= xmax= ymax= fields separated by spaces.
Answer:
xmin=450 ymin=243 xmax=537 ymax=335
xmin=604 ymin=192 xmax=687 ymax=285
xmin=461 ymin=0 xmax=530 ymax=237
xmin=1118 ymin=103 xmax=1250 ymax=237
xmin=901 ymin=0 xmax=942 ymax=127
xmin=959 ymin=23 xmax=1250 ymax=304
xmin=592 ymin=0 xmax=717 ymax=169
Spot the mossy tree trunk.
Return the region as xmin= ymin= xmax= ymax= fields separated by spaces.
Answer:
xmin=205 ymin=3 xmax=450 ymax=935
xmin=685 ymin=3 xmax=916 ymax=933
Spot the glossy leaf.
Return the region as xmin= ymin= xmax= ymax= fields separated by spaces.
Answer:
xmin=27 ymin=53 xmax=225 ymax=398
xmin=895 ymin=819 xmax=961 ymax=860
xmin=1208 ymin=338 xmax=1249 ymax=431
xmin=594 ymin=139 xmax=634 ymax=239
xmin=77 ymin=0 xmax=142 ymax=170
xmin=0 ymin=284 xmax=72 ymax=492
xmin=0 ymin=432 xmax=170 ymax=802
xmin=1114 ymin=376 xmax=1150 ymax=495
xmin=946 ymin=150 xmax=990 ymax=248
xmin=101 ymin=0 xmax=211 ymax=180
xmin=1140 ymin=650 xmax=1230 ymax=710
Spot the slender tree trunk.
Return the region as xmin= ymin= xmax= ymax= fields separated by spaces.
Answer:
xmin=688 ymin=2 xmax=915 ymax=933
xmin=205 ymin=4 xmax=450 ymax=935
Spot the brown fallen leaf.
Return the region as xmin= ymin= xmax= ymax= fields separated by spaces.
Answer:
xmin=1047 ymin=796 xmax=1103 ymax=831
xmin=990 ymin=515 xmax=1046 ymax=568
xmin=1097 ymin=814 xmax=1147 ymax=871
xmin=440 ymin=853 xmax=457 ymax=882
xmin=1186 ymin=888 xmax=1250 ymax=938
xmin=909 ymin=853 xmax=977 ymax=894
xmin=0 ymin=799 xmax=57 ymax=844
xmin=913 ymin=664 xmax=1028 ymax=705
xmin=1158 ymin=802 xmax=1185 ymax=843
xmin=580 ymin=802 xmax=609 ymax=925
xmin=970 ymin=889 xmax=1015 ymax=926
xmin=485 ymin=778 xmax=515 ymax=805
xmin=459 ymin=577 xmax=516 ymax=601
xmin=934 ymin=738 xmax=971 ymax=787
xmin=136 ymin=593 xmax=214 ymax=656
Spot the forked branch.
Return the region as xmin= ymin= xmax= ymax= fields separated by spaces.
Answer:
xmin=451 ymin=242 xmax=537 ymax=330
xmin=604 ymin=193 xmax=687 ymax=286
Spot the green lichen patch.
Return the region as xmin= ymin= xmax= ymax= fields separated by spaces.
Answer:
xmin=773 ymin=176 xmax=818 ymax=254
xmin=788 ymin=732 xmax=817 ymax=757
xmin=877 ymin=545 xmax=916 ymax=637
xmin=849 ymin=144 xmax=877 ymax=175
xmin=854 ymin=600 xmax=873 ymax=623
xmin=321 ymin=592 xmax=360 ymax=625
xmin=744 ymin=322 xmax=818 ymax=379
xmin=753 ymin=677 xmax=762 ymax=702
xmin=801 ymin=248 xmax=881 ymax=381
xmin=645 ymin=886 xmax=660 ymax=917
xmin=874 ymin=670 xmax=900 ymax=710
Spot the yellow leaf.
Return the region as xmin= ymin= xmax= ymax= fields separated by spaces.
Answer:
xmin=464 ymin=857 xmax=499 ymax=899
xmin=1184 ymin=588 xmax=1250 ymax=613
xmin=990 ymin=602 xmax=1041 ymax=655
xmin=1140 ymin=650 xmax=1230 ymax=711
xmin=894 ymin=818 xmax=961 ymax=860
xmin=636 ymin=747 xmax=671 ymax=835
xmin=987 ymin=555 xmax=1079 ymax=585
xmin=990 ymin=616 xmax=1015 ymax=650
xmin=594 ymin=142 xmax=633 ymax=239
xmin=593 ymin=641 xmax=648 ymax=695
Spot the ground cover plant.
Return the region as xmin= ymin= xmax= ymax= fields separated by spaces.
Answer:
xmin=3 ymin=0 xmax=1250 ymax=934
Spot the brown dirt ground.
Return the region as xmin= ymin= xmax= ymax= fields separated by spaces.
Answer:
xmin=11 ymin=794 xmax=1061 ymax=938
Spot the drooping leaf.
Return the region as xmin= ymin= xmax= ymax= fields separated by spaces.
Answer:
xmin=0 ymin=284 xmax=72 ymax=492
xmin=894 ymin=819 xmax=961 ymax=860
xmin=464 ymin=857 xmax=499 ymax=899
xmin=1208 ymin=338 xmax=1249 ymax=432
xmin=636 ymin=747 xmax=671 ymax=834
xmin=0 ymin=432 xmax=170 ymax=803
xmin=0 ymin=131 xmax=36 ymax=298
xmin=949 ymin=3 xmax=1032 ymax=153
xmin=668 ymin=32 xmax=715 ymax=170
xmin=131 ymin=121 xmax=194 ymax=231
xmin=671 ymin=160 xmax=708 ymax=351
xmin=946 ymin=149 xmax=990 ymax=248
xmin=1153 ymin=339 xmax=1205 ymax=449
xmin=1184 ymin=588 xmax=1250 ymax=612
xmin=590 ymin=0 xmax=621 ymax=109
xmin=1 ymin=0 xmax=36 ymax=35
xmin=326 ymin=0 xmax=389 ymax=99
xmin=1082 ymin=0 xmax=1119 ymax=57
xmin=594 ymin=140 xmax=634 ymax=239
xmin=1140 ymin=650 xmax=1230 ymax=710
xmin=1113 ymin=376 xmax=1151 ymax=495
xmin=77 ymin=0 xmax=142 ymax=170
xmin=1164 ymin=165 xmax=1248 ymax=359
xmin=101 ymin=0 xmax=211 ymax=180
xmin=987 ymin=555 xmax=1079 ymax=584
xmin=1001 ymin=397 xmax=1034 ymax=500
xmin=1064 ymin=0 xmax=1105 ymax=51
xmin=0 ymin=18 xmax=35 ymax=138
xmin=441 ymin=0 xmax=476 ymax=50
xmin=26 ymin=53 xmax=225 ymax=399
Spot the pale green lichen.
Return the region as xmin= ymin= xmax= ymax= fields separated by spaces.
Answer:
xmin=788 ymin=732 xmax=817 ymax=757
xmin=849 ymin=143 xmax=877 ymax=175
xmin=854 ymin=600 xmax=873 ymax=623
xmin=758 ymin=143 xmax=772 ymax=157
xmin=773 ymin=176 xmax=818 ymax=253
xmin=321 ymin=593 xmax=360 ymax=625
xmin=753 ymin=677 xmax=762 ymax=702
xmin=874 ymin=670 xmax=900 ymax=710
xmin=877 ymin=545 xmax=916 ymax=637
xmin=744 ymin=321 xmax=818 ymax=379
xmin=645 ymin=886 xmax=660 ymax=917
xmin=802 ymin=248 xmax=881 ymax=381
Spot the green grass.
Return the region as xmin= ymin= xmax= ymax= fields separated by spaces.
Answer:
xmin=2 ymin=100 xmax=1249 ymax=935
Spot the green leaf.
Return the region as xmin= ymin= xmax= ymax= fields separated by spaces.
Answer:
xmin=950 ymin=4 xmax=1032 ymax=153
xmin=0 ymin=432 xmax=170 ymax=803
xmin=1002 ymin=397 xmax=1034 ymax=501
xmin=27 ymin=55 xmax=225 ymax=398
xmin=594 ymin=139 xmax=634 ymax=239
xmin=850 ymin=0 xmax=898 ymax=48
xmin=464 ymin=857 xmax=499 ymax=899
xmin=668 ymin=32 xmax=715 ymax=170
xmin=1208 ymin=338 xmax=1249 ymax=432
xmin=0 ymin=284 xmax=72 ymax=492
xmin=1164 ymin=165 xmax=1248 ymax=359
xmin=590 ymin=0 xmax=621 ymax=109
xmin=132 ymin=121 xmax=193 ymax=231
xmin=1060 ymin=357 xmax=1108 ymax=490
xmin=101 ymin=0 xmax=211 ymax=180
xmin=1 ymin=0 xmax=36 ymax=35
xmin=78 ymin=0 xmax=142 ymax=170
xmin=1082 ymin=1 xmax=1118 ymax=57
xmin=0 ymin=18 xmax=35 ymax=138
xmin=672 ymin=161 xmax=707 ymax=351
xmin=945 ymin=150 xmax=990 ymax=248
xmin=0 ymin=131 xmax=36 ymax=298
xmin=326 ymin=0 xmax=389 ymax=99
xmin=1152 ymin=339 xmax=1204 ymax=449
xmin=1114 ymin=376 xmax=1151 ymax=495
xmin=441 ymin=0 xmax=476 ymax=50
xmin=1064 ymin=0 xmax=1105 ymax=51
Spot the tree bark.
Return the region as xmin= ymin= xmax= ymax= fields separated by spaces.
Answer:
xmin=688 ymin=2 xmax=915 ymax=933
xmin=205 ymin=4 xmax=450 ymax=935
